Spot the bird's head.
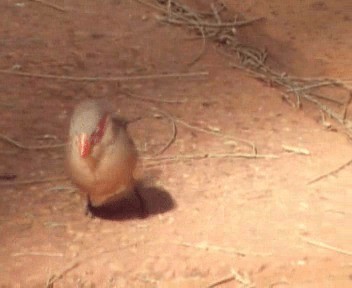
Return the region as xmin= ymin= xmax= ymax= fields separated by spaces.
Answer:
xmin=70 ymin=100 xmax=110 ymax=158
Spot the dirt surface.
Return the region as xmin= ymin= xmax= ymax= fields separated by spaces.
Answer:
xmin=1 ymin=0 xmax=351 ymax=287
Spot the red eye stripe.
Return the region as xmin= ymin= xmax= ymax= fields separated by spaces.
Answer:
xmin=90 ymin=114 xmax=108 ymax=145
xmin=79 ymin=133 xmax=91 ymax=158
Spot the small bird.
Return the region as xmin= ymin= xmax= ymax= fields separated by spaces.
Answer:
xmin=67 ymin=99 xmax=145 ymax=217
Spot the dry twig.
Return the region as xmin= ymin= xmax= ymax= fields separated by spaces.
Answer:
xmin=269 ymin=281 xmax=289 ymax=287
xmin=149 ymin=106 xmax=257 ymax=153
xmin=157 ymin=14 xmax=263 ymax=28
xmin=0 ymin=69 xmax=208 ymax=82
xmin=208 ymin=269 xmax=255 ymax=288
xmin=46 ymin=262 xmax=80 ymax=288
xmin=286 ymin=80 xmax=337 ymax=93
xmin=308 ymin=158 xmax=352 ymax=185
xmin=176 ymin=241 xmax=271 ymax=257
xmin=121 ymin=89 xmax=187 ymax=104
xmin=143 ymin=152 xmax=277 ymax=163
xmin=46 ymin=241 xmax=147 ymax=287
xmin=0 ymin=133 xmax=65 ymax=150
xmin=282 ymin=144 xmax=310 ymax=155
xmin=186 ymin=20 xmax=207 ymax=66
xmin=151 ymin=108 xmax=178 ymax=155
xmin=166 ymin=0 xmax=208 ymax=66
xmin=342 ymin=92 xmax=352 ymax=122
xmin=207 ymin=274 xmax=236 ymax=288
xmin=231 ymin=269 xmax=255 ymax=288
xmin=12 ymin=252 xmax=64 ymax=257
xmin=302 ymin=237 xmax=352 ymax=256
xmin=0 ymin=176 xmax=68 ymax=186
xmin=29 ymin=0 xmax=66 ymax=12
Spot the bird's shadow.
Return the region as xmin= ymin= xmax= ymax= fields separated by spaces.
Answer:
xmin=89 ymin=185 xmax=176 ymax=221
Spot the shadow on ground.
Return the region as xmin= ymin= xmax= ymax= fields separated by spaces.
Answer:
xmin=90 ymin=185 xmax=176 ymax=220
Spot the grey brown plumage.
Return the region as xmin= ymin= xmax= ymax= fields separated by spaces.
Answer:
xmin=67 ymin=99 xmax=144 ymax=215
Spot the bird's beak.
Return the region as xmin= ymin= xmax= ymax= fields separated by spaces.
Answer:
xmin=78 ymin=133 xmax=91 ymax=158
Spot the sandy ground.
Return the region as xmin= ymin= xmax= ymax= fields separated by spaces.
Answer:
xmin=0 ymin=0 xmax=351 ymax=287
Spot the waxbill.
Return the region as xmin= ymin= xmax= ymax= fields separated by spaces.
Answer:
xmin=67 ymin=99 xmax=145 ymax=217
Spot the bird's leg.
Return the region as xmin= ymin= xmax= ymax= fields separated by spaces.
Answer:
xmin=85 ymin=196 xmax=95 ymax=218
xmin=135 ymin=187 xmax=147 ymax=219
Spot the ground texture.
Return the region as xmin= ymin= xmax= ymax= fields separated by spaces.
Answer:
xmin=0 ymin=0 xmax=351 ymax=287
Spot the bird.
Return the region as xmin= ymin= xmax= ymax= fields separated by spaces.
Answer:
xmin=66 ymin=99 xmax=145 ymax=217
